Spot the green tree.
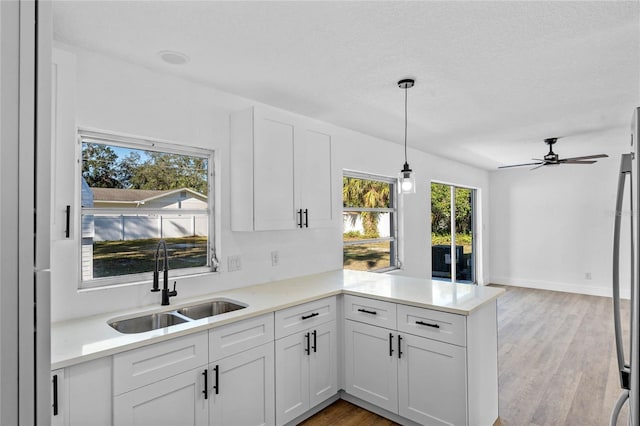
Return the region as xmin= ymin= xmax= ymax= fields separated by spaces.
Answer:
xmin=454 ymin=187 xmax=472 ymax=234
xmin=128 ymin=152 xmax=208 ymax=194
xmin=431 ymin=183 xmax=472 ymax=235
xmin=82 ymin=143 xmax=123 ymax=188
xmin=431 ymin=182 xmax=451 ymax=235
xmin=343 ymin=177 xmax=390 ymax=238
xmin=82 ymin=143 xmax=208 ymax=195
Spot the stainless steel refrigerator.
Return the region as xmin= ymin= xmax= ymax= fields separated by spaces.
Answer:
xmin=612 ymin=106 xmax=640 ymax=426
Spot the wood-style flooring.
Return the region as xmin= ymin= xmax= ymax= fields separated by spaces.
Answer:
xmin=301 ymin=285 xmax=630 ymax=426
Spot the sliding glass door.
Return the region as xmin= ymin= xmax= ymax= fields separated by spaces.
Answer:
xmin=431 ymin=182 xmax=476 ymax=284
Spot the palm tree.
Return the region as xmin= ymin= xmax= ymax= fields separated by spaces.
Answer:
xmin=343 ymin=177 xmax=390 ymax=238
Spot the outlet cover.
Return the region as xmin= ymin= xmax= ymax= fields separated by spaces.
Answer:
xmin=228 ymin=255 xmax=242 ymax=272
xmin=271 ymin=251 xmax=279 ymax=267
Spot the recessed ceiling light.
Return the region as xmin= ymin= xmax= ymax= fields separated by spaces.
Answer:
xmin=158 ymin=50 xmax=190 ymax=65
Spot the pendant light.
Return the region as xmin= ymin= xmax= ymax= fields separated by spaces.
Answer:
xmin=398 ymin=78 xmax=416 ymax=194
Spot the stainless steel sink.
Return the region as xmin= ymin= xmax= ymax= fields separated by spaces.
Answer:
xmin=108 ymin=312 xmax=189 ymax=334
xmin=177 ymin=300 xmax=246 ymax=320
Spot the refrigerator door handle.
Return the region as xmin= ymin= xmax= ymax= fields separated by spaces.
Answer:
xmin=613 ymin=153 xmax=633 ymax=389
xmin=610 ymin=390 xmax=629 ymax=426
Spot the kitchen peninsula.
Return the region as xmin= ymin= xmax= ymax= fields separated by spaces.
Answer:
xmin=51 ymin=270 xmax=503 ymax=426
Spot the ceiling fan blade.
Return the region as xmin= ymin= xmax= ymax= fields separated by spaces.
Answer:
xmin=530 ymin=163 xmax=548 ymax=171
xmin=559 ymin=159 xmax=597 ymax=164
xmin=560 ymin=154 xmax=608 ymax=162
xmin=498 ymin=161 xmax=544 ymax=169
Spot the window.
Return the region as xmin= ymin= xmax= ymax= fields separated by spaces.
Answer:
xmin=431 ymin=182 xmax=476 ymax=283
xmin=79 ymin=131 xmax=216 ymax=288
xmin=343 ymin=172 xmax=397 ymax=272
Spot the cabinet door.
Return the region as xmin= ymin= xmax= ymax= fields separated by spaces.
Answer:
xmin=296 ymin=128 xmax=333 ymax=228
xmin=308 ymin=321 xmax=338 ymax=407
xmin=344 ymin=320 xmax=398 ymax=413
xmin=253 ymin=110 xmax=296 ymax=230
xmin=210 ymin=342 xmax=275 ymax=426
xmin=51 ymin=369 xmax=66 ymax=426
xmin=398 ymin=334 xmax=467 ymax=426
xmin=113 ymin=368 xmax=208 ymax=426
xmin=275 ymin=332 xmax=310 ymax=425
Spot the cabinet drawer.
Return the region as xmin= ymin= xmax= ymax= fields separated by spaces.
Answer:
xmin=209 ymin=313 xmax=274 ymax=361
xmin=343 ymin=295 xmax=397 ymax=329
xmin=397 ymin=304 xmax=466 ymax=347
xmin=113 ymin=331 xmax=208 ymax=395
xmin=275 ymin=296 xmax=336 ymax=339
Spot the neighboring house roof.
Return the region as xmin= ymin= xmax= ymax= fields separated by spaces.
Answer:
xmin=91 ymin=187 xmax=207 ymax=204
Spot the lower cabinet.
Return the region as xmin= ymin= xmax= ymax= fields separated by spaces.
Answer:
xmin=209 ymin=342 xmax=275 ymax=426
xmin=344 ymin=319 xmax=467 ymax=426
xmin=113 ymin=368 xmax=208 ymax=426
xmin=398 ymin=333 xmax=466 ymax=425
xmin=114 ymin=342 xmax=276 ymax=426
xmin=51 ymin=358 xmax=112 ymax=426
xmin=112 ymin=315 xmax=276 ymax=426
xmin=343 ymin=320 xmax=399 ymax=413
xmin=275 ymin=320 xmax=337 ymax=425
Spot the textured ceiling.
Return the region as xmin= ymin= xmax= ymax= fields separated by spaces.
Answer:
xmin=52 ymin=1 xmax=640 ymax=169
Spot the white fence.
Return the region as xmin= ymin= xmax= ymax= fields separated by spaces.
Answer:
xmin=342 ymin=212 xmax=390 ymax=237
xmin=87 ymin=214 xmax=207 ymax=241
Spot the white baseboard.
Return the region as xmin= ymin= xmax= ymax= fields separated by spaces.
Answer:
xmin=490 ymin=276 xmax=630 ymax=300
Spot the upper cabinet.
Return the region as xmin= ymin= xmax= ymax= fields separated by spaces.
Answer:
xmin=230 ymin=106 xmax=334 ymax=231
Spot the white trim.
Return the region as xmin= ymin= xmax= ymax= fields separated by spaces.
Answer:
xmin=79 ymin=128 xmax=212 ymax=158
xmin=490 ymin=276 xmax=624 ymax=299
xmin=78 ymin=131 xmax=217 ymax=289
xmin=342 ymin=170 xmax=399 ymax=271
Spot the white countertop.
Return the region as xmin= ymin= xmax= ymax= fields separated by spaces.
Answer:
xmin=51 ymin=269 xmax=504 ymax=369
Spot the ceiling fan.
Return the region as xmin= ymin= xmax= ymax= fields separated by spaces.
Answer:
xmin=498 ymin=137 xmax=608 ymax=170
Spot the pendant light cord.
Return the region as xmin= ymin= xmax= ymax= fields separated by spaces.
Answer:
xmin=404 ymin=85 xmax=408 ymax=165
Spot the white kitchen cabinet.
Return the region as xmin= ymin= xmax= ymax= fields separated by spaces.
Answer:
xmin=274 ymin=296 xmax=337 ymax=425
xmin=344 ymin=319 xmax=466 ymax=424
xmin=295 ymin=128 xmax=333 ymax=228
xmin=275 ymin=320 xmax=338 ymax=425
xmin=113 ymin=331 xmax=208 ymax=396
xmin=344 ymin=295 xmax=498 ymax=426
xmin=209 ymin=342 xmax=274 ymax=426
xmin=230 ymin=105 xmax=334 ymax=231
xmin=398 ymin=333 xmax=467 ymax=425
xmin=343 ymin=320 xmax=398 ymax=413
xmin=51 ymin=357 xmax=112 ymax=426
xmin=208 ymin=314 xmax=275 ymax=426
xmin=112 ymin=332 xmax=209 ymax=426
xmin=113 ymin=367 xmax=209 ymax=426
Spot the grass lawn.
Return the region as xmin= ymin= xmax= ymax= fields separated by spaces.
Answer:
xmin=343 ymin=241 xmax=390 ymax=271
xmin=92 ymin=236 xmax=207 ymax=278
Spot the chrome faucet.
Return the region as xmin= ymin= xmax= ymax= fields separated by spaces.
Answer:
xmin=151 ymin=239 xmax=177 ymax=305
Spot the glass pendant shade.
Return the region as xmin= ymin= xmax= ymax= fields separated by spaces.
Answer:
xmin=399 ymin=162 xmax=416 ymax=194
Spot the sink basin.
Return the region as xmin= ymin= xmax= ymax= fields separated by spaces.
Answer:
xmin=177 ymin=300 xmax=246 ymax=320
xmin=109 ymin=312 xmax=189 ymax=334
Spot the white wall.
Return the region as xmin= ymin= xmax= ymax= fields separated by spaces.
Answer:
xmin=334 ymin=132 xmax=491 ymax=282
xmin=50 ymin=44 xmax=491 ymax=322
xmin=489 ymin=137 xmax=632 ymax=298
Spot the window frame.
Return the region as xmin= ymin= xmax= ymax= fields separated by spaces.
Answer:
xmin=77 ymin=129 xmax=218 ymax=289
xmin=342 ymin=170 xmax=399 ymax=273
